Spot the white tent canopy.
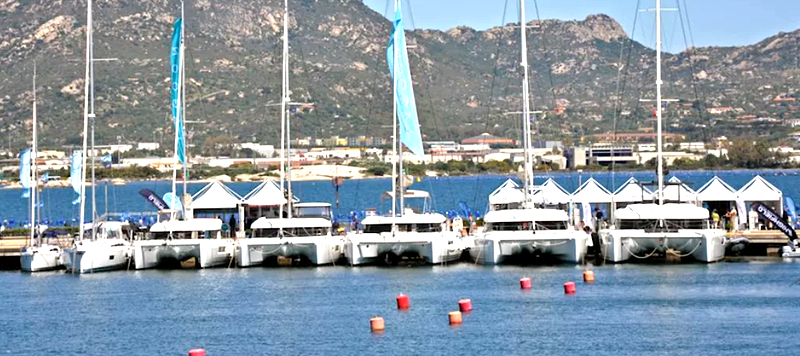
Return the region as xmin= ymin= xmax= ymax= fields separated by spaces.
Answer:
xmin=696 ymin=176 xmax=738 ymax=202
xmin=242 ymin=180 xmax=295 ymax=207
xmin=737 ymin=175 xmax=782 ymax=205
xmin=189 ymin=181 xmax=243 ymax=210
xmin=612 ymin=177 xmax=654 ymax=203
xmin=489 ymin=179 xmax=524 ymax=205
xmin=571 ymin=177 xmax=613 ymax=203
xmin=658 ymin=177 xmax=697 ymax=203
xmin=535 ymin=178 xmax=571 ymax=204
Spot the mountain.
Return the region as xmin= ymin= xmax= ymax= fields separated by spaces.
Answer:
xmin=0 ymin=0 xmax=798 ymax=151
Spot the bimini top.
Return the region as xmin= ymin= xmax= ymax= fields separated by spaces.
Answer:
xmin=489 ymin=179 xmax=524 ymax=205
xmin=614 ymin=203 xmax=709 ymax=220
xmin=483 ymin=208 xmax=569 ymax=223
xmin=696 ymin=176 xmax=738 ymax=202
xmin=149 ymin=218 xmax=222 ymax=232
xmin=571 ymin=177 xmax=613 ymax=203
xmin=251 ymin=217 xmax=331 ymax=229
xmin=613 ymin=177 xmax=654 ymax=203
xmin=241 ymin=180 xmax=297 ymax=207
xmin=382 ymin=189 xmax=430 ymax=199
xmin=190 ymin=181 xmax=242 ymax=210
xmin=737 ymin=175 xmax=782 ymax=202
xmin=361 ymin=213 xmax=446 ymax=225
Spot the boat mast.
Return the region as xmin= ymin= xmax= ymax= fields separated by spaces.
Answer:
xmin=284 ymin=0 xmax=294 ymax=219
xmin=89 ymin=0 xmax=97 ymax=240
xmin=655 ymin=0 xmax=664 ymax=206
xmin=519 ymin=0 xmax=533 ymax=206
xmin=391 ymin=0 xmax=400 ymax=218
xmin=31 ymin=64 xmax=38 ymax=246
xmin=79 ymin=0 xmax=92 ymax=242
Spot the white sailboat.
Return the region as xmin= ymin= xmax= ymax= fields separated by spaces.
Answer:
xmin=20 ymin=65 xmax=64 ymax=272
xmin=345 ymin=0 xmax=464 ymax=266
xmin=238 ymin=0 xmax=343 ymax=267
xmin=600 ymin=0 xmax=726 ymax=263
xmin=470 ymin=0 xmax=587 ymax=265
xmin=62 ymin=0 xmax=133 ymax=273
xmin=132 ymin=0 xmax=234 ymax=269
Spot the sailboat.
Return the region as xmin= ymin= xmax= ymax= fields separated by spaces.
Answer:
xmin=600 ymin=0 xmax=726 ymax=263
xmin=133 ymin=0 xmax=234 ymax=269
xmin=62 ymin=0 xmax=134 ymax=273
xmin=344 ymin=0 xmax=464 ymax=265
xmin=20 ymin=65 xmax=64 ymax=272
xmin=238 ymin=0 xmax=343 ymax=267
xmin=469 ymin=0 xmax=588 ymax=265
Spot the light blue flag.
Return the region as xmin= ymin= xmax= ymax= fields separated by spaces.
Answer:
xmin=39 ymin=171 xmax=49 ymax=185
xmin=170 ymin=19 xmax=186 ymax=165
xmin=162 ymin=192 xmax=184 ymax=214
xmin=386 ymin=5 xmax=424 ymax=158
xmin=69 ymin=151 xmax=82 ymax=205
xmin=19 ymin=149 xmax=31 ymax=198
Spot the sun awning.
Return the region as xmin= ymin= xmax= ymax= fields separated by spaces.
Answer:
xmin=612 ymin=177 xmax=654 ymax=203
xmin=696 ymin=176 xmax=738 ymax=202
xmin=189 ymin=181 xmax=243 ymax=210
xmin=571 ymin=177 xmax=612 ymax=203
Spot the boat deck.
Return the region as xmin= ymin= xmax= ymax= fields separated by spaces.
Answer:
xmin=0 ymin=236 xmax=73 ymax=269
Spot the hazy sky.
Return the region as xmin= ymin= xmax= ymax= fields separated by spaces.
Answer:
xmin=362 ymin=0 xmax=800 ymax=48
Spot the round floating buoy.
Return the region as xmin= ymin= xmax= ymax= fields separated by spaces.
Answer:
xmin=370 ymin=316 xmax=385 ymax=332
xmin=564 ymin=281 xmax=576 ymax=294
xmin=458 ymin=298 xmax=472 ymax=313
xmin=448 ymin=311 xmax=463 ymax=325
xmin=396 ymin=293 xmax=410 ymax=309
xmin=583 ymin=270 xmax=595 ymax=283
xmin=520 ymin=277 xmax=532 ymax=290
xmin=188 ymin=349 xmax=206 ymax=356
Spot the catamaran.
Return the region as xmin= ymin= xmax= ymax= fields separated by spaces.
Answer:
xmin=600 ymin=0 xmax=726 ymax=263
xmin=469 ymin=0 xmax=587 ymax=265
xmin=132 ymin=0 xmax=234 ymax=269
xmin=20 ymin=65 xmax=64 ymax=272
xmin=238 ymin=0 xmax=343 ymax=267
xmin=345 ymin=0 xmax=464 ymax=265
xmin=62 ymin=0 xmax=134 ymax=273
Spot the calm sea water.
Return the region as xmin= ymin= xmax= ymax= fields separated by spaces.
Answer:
xmin=1 ymin=169 xmax=799 ymax=226
xmin=1 ymin=261 xmax=799 ymax=356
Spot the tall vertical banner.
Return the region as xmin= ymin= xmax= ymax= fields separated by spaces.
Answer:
xmin=69 ymin=151 xmax=82 ymax=205
xmin=170 ymin=18 xmax=186 ymax=165
xmin=386 ymin=5 xmax=424 ymax=159
xmin=19 ymin=149 xmax=31 ymax=198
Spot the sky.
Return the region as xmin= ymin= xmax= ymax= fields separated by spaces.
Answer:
xmin=363 ymin=0 xmax=800 ymax=48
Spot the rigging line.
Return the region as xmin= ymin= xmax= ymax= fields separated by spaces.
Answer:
xmin=676 ymin=0 xmax=712 ymax=142
xmin=532 ymin=0 xmax=558 ymax=110
xmin=612 ymin=0 xmax=642 ymax=180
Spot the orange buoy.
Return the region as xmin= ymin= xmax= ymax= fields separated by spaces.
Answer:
xmin=583 ymin=270 xmax=595 ymax=283
xmin=458 ymin=298 xmax=472 ymax=313
xmin=448 ymin=311 xmax=463 ymax=325
xmin=564 ymin=281 xmax=576 ymax=294
xmin=520 ymin=277 xmax=532 ymax=290
xmin=370 ymin=316 xmax=385 ymax=332
xmin=396 ymin=293 xmax=410 ymax=309
xmin=188 ymin=349 xmax=206 ymax=356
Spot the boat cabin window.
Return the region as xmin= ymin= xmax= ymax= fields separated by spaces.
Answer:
xmin=253 ymin=227 xmax=330 ymax=238
xmin=616 ymin=219 xmax=708 ymax=232
xmin=363 ymin=223 xmax=414 ymax=233
xmin=485 ymin=222 xmax=533 ymax=232
xmin=295 ymin=206 xmax=333 ymax=220
xmin=535 ymin=221 xmax=569 ymax=230
xmin=148 ymin=231 xmax=210 ymax=240
xmin=492 ymin=202 xmax=523 ymax=211
xmin=416 ymin=223 xmax=442 ymax=233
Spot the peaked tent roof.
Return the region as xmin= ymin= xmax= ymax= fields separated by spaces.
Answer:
xmin=658 ymin=176 xmax=697 ymax=203
xmin=242 ymin=180 xmax=296 ymax=207
xmin=190 ymin=180 xmax=243 ymax=210
xmin=571 ymin=177 xmax=613 ymax=203
xmin=737 ymin=175 xmax=782 ymax=202
xmin=696 ymin=176 xmax=738 ymax=202
xmin=489 ymin=179 xmax=524 ymax=205
xmin=536 ymin=178 xmax=571 ymax=204
xmin=613 ymin=177 xmax=654 ymax=203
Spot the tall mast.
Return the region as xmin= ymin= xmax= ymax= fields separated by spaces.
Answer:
xmin=181 ymin=0 xmax=188 ymax=203
xmin=519 ymin=0 xmax=533 ymax=205
xmin=79 ymin=0 xmax=92 ymax=241
xmin=89 ymin=0 xmax=97 ymax=239
xmin=655 ymin=0 xmax=664 ymax=205
xmin=391 ymin=0 xmax=399 ymax=218
xmin=31 ymin=64 xmax=38 ymax=246
xmin=284 ymin=0 xmax=293 ymax=219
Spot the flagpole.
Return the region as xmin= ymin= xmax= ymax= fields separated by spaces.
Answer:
xmin=391 ymin=0 xmax=398 ymax=219
xmin=181 ymin=0 xmax=188 ymax=206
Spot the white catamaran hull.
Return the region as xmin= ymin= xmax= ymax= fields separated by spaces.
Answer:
xmin=133 ymin=239 xmax=234 ymax=269
xmin=237 ymin=236 xmax=344 ymax=267
xmin=62 ymin=239 xmax=132 ymax=273
xmin=601 ymin=229 xmax=726 ymax=263
xmin=345 ymin=232 xmax=464 ymax=265
xmin=469 ymin=231 xmax=588 ymax=264
xmin=20 ymin=245 xmax=64 ymax=272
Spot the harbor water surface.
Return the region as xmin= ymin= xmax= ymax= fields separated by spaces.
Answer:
xmin=2 ymin=261 xmax=799 ymax=355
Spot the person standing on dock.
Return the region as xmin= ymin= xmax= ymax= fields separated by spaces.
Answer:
xmin=712 ymin=210 xmax=720 ymax=229
xmin=594 ymin=207 xmax=604 ymax=232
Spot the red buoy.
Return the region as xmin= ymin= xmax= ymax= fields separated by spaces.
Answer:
xmin=458 ymin=298 xmax=472 ymax=313
xmin=583 ymin=270 xmax=595 ymax=283
xmin=564 ymin=281 xmax=576 ymax=294
xmin=370 ymin=316 xmax=385 ymax=332
xmin=448 ymin=311 xmax=463 ymax=325
xmin=520 ymin=277 xmax=532 ymax=290
xmin=188 ymin=349 xmax=206 ymax=356
xmin=396 ymin=293 xmax=410 ymax=309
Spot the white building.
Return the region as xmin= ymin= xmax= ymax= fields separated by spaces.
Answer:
xmin=136 ymin=142 xmax=161 ymax=151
